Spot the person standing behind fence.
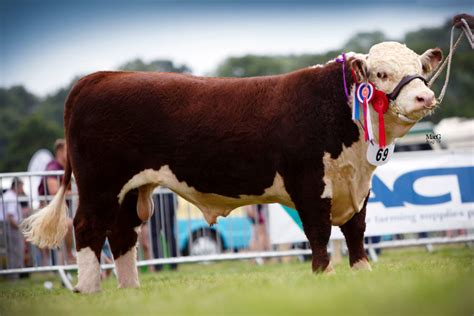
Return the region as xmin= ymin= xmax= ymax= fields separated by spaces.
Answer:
xmin=0 ymin=177 xmax=25 ymax=271
xmin=246 ymin=204 xmax=270 ymax=262
xmin=37 ymin=139 xmax=75 ymax=264
xmin=38 ymin=139 xmax=68 ymax=202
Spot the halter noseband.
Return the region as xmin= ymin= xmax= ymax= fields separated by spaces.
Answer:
xmin=386 ymin=75 xmax=428 ymax=101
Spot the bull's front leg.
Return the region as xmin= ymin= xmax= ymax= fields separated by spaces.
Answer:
xmin=340 ymin=192 xmax=371 ymax=271
xmin=297 ymin=197 xmax=333 ymax=274
xmin=286 ymin=168 xmax=334 ymax=273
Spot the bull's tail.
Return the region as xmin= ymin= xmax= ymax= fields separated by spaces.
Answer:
xmin=21 ymin=158 xmax=73 ymax=249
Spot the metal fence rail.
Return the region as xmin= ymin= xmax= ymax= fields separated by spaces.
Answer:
xmin=2 ymin=235 xmax=473 ymax=275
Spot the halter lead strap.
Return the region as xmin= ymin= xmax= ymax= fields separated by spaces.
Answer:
xmin=386 ymin=75 xmax=428 ymax=101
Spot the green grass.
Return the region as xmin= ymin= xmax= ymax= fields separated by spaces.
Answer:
xmin=1 ymin=246 xmax=473 ymax=316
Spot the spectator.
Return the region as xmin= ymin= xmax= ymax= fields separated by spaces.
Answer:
xmin=38 ymin=139 xmax=68 ymax=201
xmin=0 ymin=177 xmax=25 ymax=271
xmin=37 ymin=139 xmax=75 ymax=264
xmin=246 ymin=204 xmax=270 ymax=265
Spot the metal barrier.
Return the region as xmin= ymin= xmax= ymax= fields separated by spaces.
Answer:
xmin=1 ymin=170 xmax=473 ymax=290
xmin=0 ymin=171 xmax=77 ymax=269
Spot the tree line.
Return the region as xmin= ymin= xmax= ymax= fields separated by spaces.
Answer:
xmin=0 ymin=20 xmax=472 ymax=172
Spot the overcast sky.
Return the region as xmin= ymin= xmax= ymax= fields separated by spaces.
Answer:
xmin=1 ymin=0 xmax=472 ymax=96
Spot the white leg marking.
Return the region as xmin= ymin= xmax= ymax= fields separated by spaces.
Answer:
xmin=74 ymin=247 xmax=101 ymax=293
xmin=352 ymin=259 xmax=372 ymax=271
xmin=115 ymin=246 xmax=140 ymax=289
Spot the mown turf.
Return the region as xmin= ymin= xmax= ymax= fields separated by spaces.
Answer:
xmin=1 ymin=246 xmax=473 ymax=316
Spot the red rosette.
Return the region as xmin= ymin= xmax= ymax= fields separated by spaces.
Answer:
xmin=372 ymin=90 xmax=389 ymax=113
xmin=371 ymin=89 xmax=389 ymax=148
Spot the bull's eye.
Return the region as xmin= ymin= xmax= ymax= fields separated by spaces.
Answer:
xmin=377 ymin=72 xmax=388 ymax=80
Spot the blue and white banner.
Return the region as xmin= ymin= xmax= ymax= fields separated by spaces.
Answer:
xmin=269 ymin=149 xmax=474 ymax=243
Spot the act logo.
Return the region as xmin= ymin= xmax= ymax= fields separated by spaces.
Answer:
xmin=369 ymin=167 xmax=474 ymax=207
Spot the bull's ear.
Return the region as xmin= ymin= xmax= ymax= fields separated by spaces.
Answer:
xmin=420 ymin=48 xmax=443 ymax=76
xmin=350 ymin=57 xmax=369 ymax=82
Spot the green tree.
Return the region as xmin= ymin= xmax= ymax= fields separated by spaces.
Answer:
xmin=0 ymin=86 xmax=40 ymax=171
xmin=0 ymin=85 xmax=38 ymax=114
xmin=35 ymin=79 xmax=79 ymax=129
xmin=2 ymin=115 xmax=62 ymax=172
xmin=215 ymin=31 xmax=387 ymax=78
xmin=343 ymin=31 xmax=389 ymax=53
xmin=118 ymin=59 xmax=191 ymax=73
xmin=216 ymin=54 xmax=334 ymax=77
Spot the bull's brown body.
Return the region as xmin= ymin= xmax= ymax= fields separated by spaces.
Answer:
xmin=66 ymin=61 xmax=365 ymax=273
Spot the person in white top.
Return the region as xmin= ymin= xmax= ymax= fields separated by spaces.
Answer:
xmin=0 ymin=177 xmax=25 ymax=270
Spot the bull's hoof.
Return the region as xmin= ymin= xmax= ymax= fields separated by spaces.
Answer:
xmin=324 ymin=262 xmax=336 ymax=275
xmin=313 ymin=261 xmax=336 ymax=275
xmin=73 ymin=285 xmax=101 ymax=294
xmin=351 ymin=259 xmax=372 ymax=271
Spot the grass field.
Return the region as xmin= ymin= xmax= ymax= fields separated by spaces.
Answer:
xmin=1 ymin=246 xmax=473 ymax=316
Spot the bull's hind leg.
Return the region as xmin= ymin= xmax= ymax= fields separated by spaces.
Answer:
xmin=340 ymin=192 xmax=371 ymax=271
xmin=73 ymin=205 xmax=107 ymax=293
xmin=108 ymin=190 xmax=143 ymax=289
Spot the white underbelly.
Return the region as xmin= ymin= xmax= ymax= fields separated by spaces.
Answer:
xmin=118 ymin=165 xmax=295 ymax=224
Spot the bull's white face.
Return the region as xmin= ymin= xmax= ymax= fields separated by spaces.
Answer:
xmin=352 ymin=42 xmax=442 ymax=127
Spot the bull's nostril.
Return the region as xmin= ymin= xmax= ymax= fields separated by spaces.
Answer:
xmin=416 ymin=96 xmax=425 ymax=103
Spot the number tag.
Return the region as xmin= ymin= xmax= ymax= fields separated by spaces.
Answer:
xmin=366 ymin=142 xmax=395 ymax=166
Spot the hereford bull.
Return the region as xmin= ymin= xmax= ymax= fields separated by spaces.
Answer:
xmin=22 ymin=42 xmax=442 ymax=293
